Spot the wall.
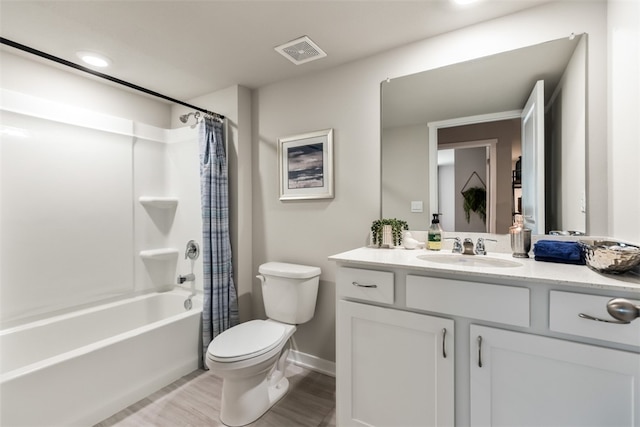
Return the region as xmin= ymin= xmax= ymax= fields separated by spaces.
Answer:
xmin=454 ymin=146 xmax=489 ymax=232
xmin=609 ymin=0 xmax=640 ymax=243
xmin=253 ymin=1 xmax=608 ymax=364
xmin=0 ymin=51 xmax=172 ymax=127
xmin=438 ymin=164 xmax=455 ymax=231
xmin=381 ymin=124 xmax=429 ymax=227
xmin=438 ymin=119 xmax=520 ymax=233
xmin=547 ymin=35 xmax=587 ymax=234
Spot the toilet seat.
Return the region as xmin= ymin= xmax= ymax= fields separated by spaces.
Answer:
xmin=207 ymin=320 xmax=286 ymax=363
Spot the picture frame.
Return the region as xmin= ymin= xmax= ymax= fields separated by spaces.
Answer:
xmin=278 ymin=128 xmax=334 ymax=201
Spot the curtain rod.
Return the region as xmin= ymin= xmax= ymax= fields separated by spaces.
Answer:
xmin=0 ymin=37 xmax=225 ymax=120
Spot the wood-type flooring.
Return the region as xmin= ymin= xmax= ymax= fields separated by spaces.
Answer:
xmin=95 ymin=364 xmax=336 ymax=427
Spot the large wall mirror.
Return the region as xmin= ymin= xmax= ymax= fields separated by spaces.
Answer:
xmin=381 ymin=34 xmax=587 ymax=235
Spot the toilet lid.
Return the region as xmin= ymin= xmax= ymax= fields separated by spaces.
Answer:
xmin=208 ymin=320 xmax=285 ymax=362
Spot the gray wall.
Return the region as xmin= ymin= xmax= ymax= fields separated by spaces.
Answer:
xmin=252 ymin=1 xmax=610 ymax=363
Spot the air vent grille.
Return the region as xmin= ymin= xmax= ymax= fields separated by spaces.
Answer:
xmin=275 ymin=36 xmax=327 ymax=65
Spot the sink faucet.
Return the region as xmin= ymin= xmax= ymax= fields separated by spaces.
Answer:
xmin=447 ymin=237 xmax=463 ymax=254
xmin=475 ymin=237 xmax=498 ymax=255
xmin=462 ymin=238 xmax=475 ymax=255
xmin=177 ymin=273 xmax=195 ymax=284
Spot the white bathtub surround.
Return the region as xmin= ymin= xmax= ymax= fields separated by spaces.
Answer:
xmin=0 ymin=289 xmax=202 ymax=427
xmin=0 ymin=89 xmax=203 ymax=326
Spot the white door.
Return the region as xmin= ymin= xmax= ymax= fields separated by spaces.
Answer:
xmin=470 ymin=325 xmax=640 ymax=427
xmin=521 ymin=80 xmax=545 ymax=234
xmin=337 ymin=300 xmax=454 ymax=427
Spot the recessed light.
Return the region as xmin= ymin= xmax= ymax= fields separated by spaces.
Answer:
xmin=76 ymin=51 xmax=111 ymax=68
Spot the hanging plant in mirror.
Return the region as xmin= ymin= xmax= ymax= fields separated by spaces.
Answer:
xmin=462 ymin=187 xmax=487 ymax=224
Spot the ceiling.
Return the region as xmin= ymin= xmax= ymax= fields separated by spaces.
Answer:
xmin=0 ymin=0 xmax=554 ymax=104
xmin=382 ymin=34 xmax=581 ymax=128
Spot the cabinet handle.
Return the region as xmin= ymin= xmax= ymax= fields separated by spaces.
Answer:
xmin=442 ymin=328 xmax=447 ymax=358
xmin=578 ymin=313 xmax=630 ymax=324
xmin=351 ymin=281 xmax=377 ymax=288
xmin=477 ymin=335 xmax=483 ymax=368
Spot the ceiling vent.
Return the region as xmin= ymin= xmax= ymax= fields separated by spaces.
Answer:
xmin=274 ymin=36 xmax=327 ymax=65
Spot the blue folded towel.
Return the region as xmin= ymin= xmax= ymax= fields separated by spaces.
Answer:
xmin=533 ymin=240 xmax=585 ymax=265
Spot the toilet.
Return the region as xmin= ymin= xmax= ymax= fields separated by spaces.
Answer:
xmin=205 ymin=262 xmax=321 ymax=426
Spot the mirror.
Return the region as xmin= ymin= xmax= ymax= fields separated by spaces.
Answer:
xmin=381 ymin=35 xmax=587 ymax=235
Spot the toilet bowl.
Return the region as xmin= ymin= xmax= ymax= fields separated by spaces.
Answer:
xmin=206 ymin=262 xmax=321 ymax=427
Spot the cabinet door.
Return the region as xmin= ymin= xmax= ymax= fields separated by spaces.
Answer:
xmin=470 ymin=325 xmax=640 ymax=427
xmin=337 ymin=300 xmax=454 ymax=427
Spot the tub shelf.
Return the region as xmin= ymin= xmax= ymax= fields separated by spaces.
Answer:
xmin=139 ymin=248 xmax=179 ymax=260
xmin=138 ymin=196 xmax=179 ymax=209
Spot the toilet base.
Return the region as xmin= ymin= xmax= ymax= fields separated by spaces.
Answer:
xmin=220 ymin=371 xmax=290 ymax=426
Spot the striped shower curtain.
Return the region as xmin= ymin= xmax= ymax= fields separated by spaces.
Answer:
xmin=199 ymin=116 xmax=239 ymax=364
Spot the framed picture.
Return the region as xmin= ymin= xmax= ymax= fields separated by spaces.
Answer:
xmin=278 ymin=128 xmax=334 ymax=201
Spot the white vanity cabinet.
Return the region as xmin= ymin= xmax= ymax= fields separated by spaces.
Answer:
xmin=331 ymin=247 xmax=640 ymax=427
xmin=470 ymin=325 xmax=640 ymax=427
xmin=336 ymin=267 xmax=454 ymax=426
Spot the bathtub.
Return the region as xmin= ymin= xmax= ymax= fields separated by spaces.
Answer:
xmin=0 ymin=288 xmax=203 ymax=427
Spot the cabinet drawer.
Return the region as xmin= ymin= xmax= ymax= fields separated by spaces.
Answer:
xmin=550 ymin=291 xmax=640 ymax=347
xmin=337 ymin=267 xmax=394 ymax=304
xmin=406 ymin=275 xmax=530 ymax=327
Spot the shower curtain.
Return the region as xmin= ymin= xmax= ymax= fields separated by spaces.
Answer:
xmin=199 ymin=116 xmax=239 ymax=364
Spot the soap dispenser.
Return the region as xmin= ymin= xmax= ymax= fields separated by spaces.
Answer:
xmin=427 ymin=213 xmax=443 ymax=251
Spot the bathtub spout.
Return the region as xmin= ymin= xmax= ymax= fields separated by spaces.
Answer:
xmin=177 ymin=273 xmax=195 ymax=284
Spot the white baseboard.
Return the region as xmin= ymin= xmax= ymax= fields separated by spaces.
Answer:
xmin=287 ymin=349 xmax=335 ymax=377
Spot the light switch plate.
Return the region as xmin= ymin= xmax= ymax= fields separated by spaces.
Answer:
xmin=411 ymin=201 xmax=423 ymax=213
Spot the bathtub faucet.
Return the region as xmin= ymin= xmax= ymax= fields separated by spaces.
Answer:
xmin=177 ymin=273 xmax=195 ymax=284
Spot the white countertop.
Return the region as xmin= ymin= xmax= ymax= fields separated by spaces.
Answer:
xmin=329 ymin=247 xmax=640 ymax=294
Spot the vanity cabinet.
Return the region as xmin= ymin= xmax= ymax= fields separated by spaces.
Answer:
xmin=470 ymin=325 xmax=640 ymax=427
xmin=331 ymin=247 xmax=640 ymax=427
xmin=336 ymin=268 xmax=454 ymax=426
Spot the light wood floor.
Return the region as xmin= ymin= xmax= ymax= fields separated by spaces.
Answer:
xmin=95 ymin=364 xmax=336 ymax=427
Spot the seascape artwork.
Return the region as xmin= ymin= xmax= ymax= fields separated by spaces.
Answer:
xmin=287 ymin=143 xmax=324 ymax=189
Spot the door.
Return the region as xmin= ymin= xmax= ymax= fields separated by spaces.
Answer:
xmin=337 ymin=300 xmax=454 ymax=427
xmin=438 ymin=139 xmax=497 ymax=233
xmin=470 ymin=325 xmax=640 ymax=427
xmin=521 ymin=80 xmax=545 ymax=234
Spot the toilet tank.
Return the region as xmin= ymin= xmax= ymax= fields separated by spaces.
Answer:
xmin=258 ymin=262 xmax=321 ymax=325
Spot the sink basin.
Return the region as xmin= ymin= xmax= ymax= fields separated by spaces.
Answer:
xmin=417 ymin=254 xmax=522 ymax=268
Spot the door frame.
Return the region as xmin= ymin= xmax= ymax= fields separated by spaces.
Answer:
xmin=428 ymin=110 xmax=521 ymax=232
xmin=438 ymin=139 xmax=498 ymax=232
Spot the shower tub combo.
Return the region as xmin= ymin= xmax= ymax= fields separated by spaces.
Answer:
xmin=0 ymin=289 xmax=202 ymax=427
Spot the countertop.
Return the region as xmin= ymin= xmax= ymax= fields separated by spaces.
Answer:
xmin=329 ymin=247 xmax=640 ymax=294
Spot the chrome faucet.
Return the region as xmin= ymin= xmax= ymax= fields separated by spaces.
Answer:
xmin=177 ymin=273 xmax=195 ymax=284
xmin=447 ymin=237 xmax=497 ymax=255
xmin=447 ymin=237 xmax=463 ymax=254
xmin=475 ymin=237 xmax=498 ymax=255
xmin=462 ymin=238 xmax=475 ymax=255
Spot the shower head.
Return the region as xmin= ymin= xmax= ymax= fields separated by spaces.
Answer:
xmin=179 ymin=111 xmax=201 ymax=124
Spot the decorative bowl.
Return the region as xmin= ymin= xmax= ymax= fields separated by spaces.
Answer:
xmin=579 ymin=240 xmax=640 ymax=274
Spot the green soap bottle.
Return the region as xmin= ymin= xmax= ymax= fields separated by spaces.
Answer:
xmin=427 ymin=213 xmax=443 ymax=251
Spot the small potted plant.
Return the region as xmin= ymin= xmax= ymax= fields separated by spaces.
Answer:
xmin=371 ymin=218 xmax=409 ymax=247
